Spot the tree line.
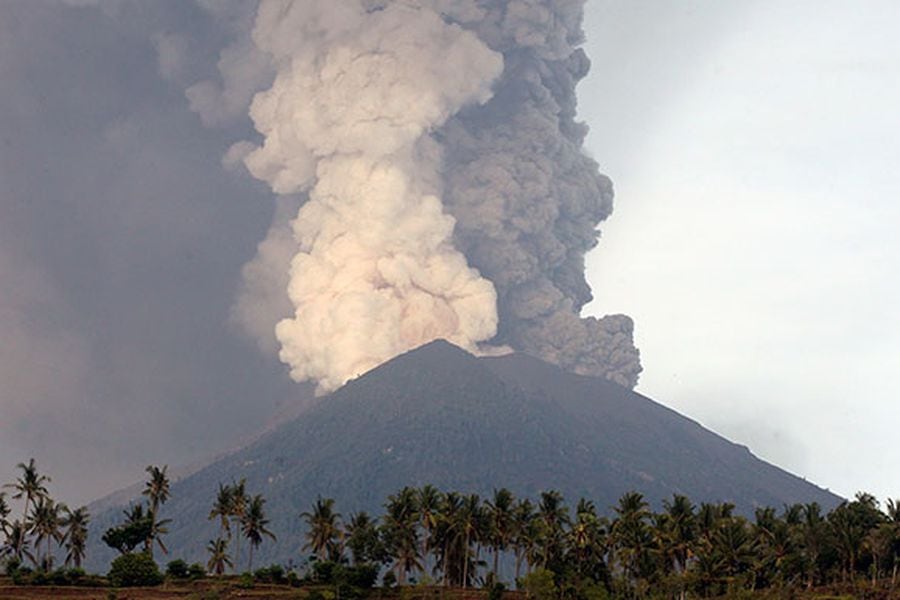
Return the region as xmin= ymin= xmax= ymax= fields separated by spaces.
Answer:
xmin=3 ymin=458 xmax=900 ymax=599
xmin=288 ymin=486 xmax=900 ymax=598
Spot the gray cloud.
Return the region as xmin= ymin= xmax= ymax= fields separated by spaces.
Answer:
xmin=0 ymin=1 xmax=302 ymax=503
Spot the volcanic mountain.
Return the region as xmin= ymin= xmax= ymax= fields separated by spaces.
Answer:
xmin=86 ymin=340 xmax=840 ymax=570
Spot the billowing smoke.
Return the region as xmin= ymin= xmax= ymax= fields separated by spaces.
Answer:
xmin=214 ymin=0 xmax=641 ymax=392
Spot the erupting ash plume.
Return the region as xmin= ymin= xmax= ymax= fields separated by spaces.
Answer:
xmin=215 ymin=0 xmax=642 ymax=392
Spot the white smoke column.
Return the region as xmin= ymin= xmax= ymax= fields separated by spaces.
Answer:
xmin=238 ymin=1 xmax=504 ymax=392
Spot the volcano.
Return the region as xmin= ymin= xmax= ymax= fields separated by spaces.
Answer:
xmin=86 ymin=340 xmax=840 ymax=570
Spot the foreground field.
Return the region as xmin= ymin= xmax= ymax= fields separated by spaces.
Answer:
xmin=0 ymin=578 xmax=508 ymax=600
xmin=1 ymin=578 xmax=899 ymax=600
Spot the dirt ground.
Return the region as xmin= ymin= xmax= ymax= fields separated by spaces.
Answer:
xmin=0 ymin=579 xmax=506 ymax=600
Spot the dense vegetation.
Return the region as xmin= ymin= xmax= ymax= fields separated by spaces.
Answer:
xmin=2 ymin=458 xmax=900 ymax=598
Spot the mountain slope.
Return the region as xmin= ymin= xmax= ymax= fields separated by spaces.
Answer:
xmin=86 ymin=340 xmax=840 ymax=570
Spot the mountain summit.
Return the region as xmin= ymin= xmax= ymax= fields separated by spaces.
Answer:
xmin=87 ymin=340 xmax=840 ymax=569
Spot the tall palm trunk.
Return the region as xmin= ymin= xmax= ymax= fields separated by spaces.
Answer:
xmin=233 ymin=517 xmax=241 ymax=573
xmin=462 ymin=531 xmax=470 ymax=589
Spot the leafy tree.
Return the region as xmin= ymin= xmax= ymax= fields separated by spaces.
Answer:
xmin=102 ymin=504 xmax=153 ymax=555
xmin=108 ymin=551 xmax=163 ymax=587
xmin=346 ymin=511 xmax=385 ymax=565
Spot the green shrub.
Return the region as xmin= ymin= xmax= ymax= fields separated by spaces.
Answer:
xmin=237 ymin=571 xmax=255 ymax=589
xmin=522 ymin=568 xmax=556 ymax=600
xmin=188 ymin=562 xmax=206 ymax=580
xmin=488 ymin=580 xmax=506 ymax=600
xmin=382 ymin=570 xmax=397 ymax=588
xmin=166 ymin=558 xmax=190 ymax=579
xmin=254 ymin=563 xmax=287 ymax=583
xmin=108 ymin=552 xmax=163 ymax=587
xmin=344 ymin=563 xmax=379 ymax=589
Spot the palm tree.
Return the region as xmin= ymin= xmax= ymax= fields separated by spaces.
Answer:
xmin=610 ymin=491 xmax=652 ymax=588
xmin=5 ymin=458 xmax=50 ymax=556
xmin=457 ymin=493 xmax=483 ymax=588
xmin=511 ymin=498 xmax=537 ymax=579
xmin=241 ymin=494 xmax=275 ymax=572
xmin=568 ymin=499 xmax=609 ymax=589
xmin=61 ymin=506 xmax=90 ymax=568
xmin=485 ymin=488 xmax=515 ymax=578
xmin=229 ymin=479 xmax=248 ymax=573
xmin=383 ymin=487 xmax=422 ymax=584
xmin=28 ymin=496 xmax=64 ymax=570
xmin=142 ymin=465 xmax=170 ymax=558
xmin=537 ymin=490 xmax=569 ymax=571
xmin=1 ymin=521 xmax=36 ymax=566
xmin=346 ymin=511 xmax=383 ymax=565
xmin=300 ymin=496 xmax=343 ymax=562
xmin=207 ymin=537 xmax=233 ymax=575
xmin=0 ymin=492 xmax=10 ymax=538
xmin=208 ymin=483 xmax=234 ymax=540
xmin=417 ymin=485 xmax=443 ymax=570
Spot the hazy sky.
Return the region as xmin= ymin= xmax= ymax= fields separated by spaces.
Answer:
xmin=581 ymin=0 xmax=900 ymax=501
xmin=0 ymin=0 xmax=896 ymax=506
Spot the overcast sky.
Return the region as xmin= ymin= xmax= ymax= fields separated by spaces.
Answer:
xmin=581 ymin=0 xmax=900 ymax=502
xmin=0 ymin=0 xmax=897 ymax=506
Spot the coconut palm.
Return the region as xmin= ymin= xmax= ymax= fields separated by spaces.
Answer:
xmin=61 ymin=506 xmax=90 ymax=568
xmin=208 ymin=483 xmax=234 ymax=540
xmin=241 ymin=494 xmax=275 ymax=571
xmin=417 ymin=485 xmax=443 ymax=569
xmin=536 ymin=490 xmax=569 ymax=571
xmin=28 ymin=496 xmax=65 ymax=570
xmin=511 ymin=498 xmax=537 ymax=579
xmin=207 ymin=537 xmax=232 ymax=575
xmin=346 ymin=511 xmax=383 ymax=565
xmin=383 ymin=487 xmax=422 ymax=584
xmin=5 ymin=459 xmax=50 ymax=556
xmin=0 ymin=492 xmax=10 ymax=538
xmin=1 ymin=521 xmax=36 ymax=566
xmin=456 ymin=493 xmax=483 ymax=588
xmin=229 ymin=479 xmax=248 ymax=572
xmin=485 ymin=488 xmax=515 ymax=578
xmin=300 ymin=496 xmax=343 ymax=562
xmin=142 ymin=465 xmax=170 ymax=558
xmin=610 ymin=491 xmax=652 ymax=587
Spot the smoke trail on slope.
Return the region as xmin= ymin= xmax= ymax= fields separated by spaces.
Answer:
xmin=202 ymin=0 xmax=641 ymax=391
xmin=236 ymin=1 xmax=503 ymax=392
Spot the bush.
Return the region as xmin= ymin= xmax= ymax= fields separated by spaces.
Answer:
xmin=522 ymin=568 xmax=556 ymax=600
xmin=108 ymin=552 xmax=163 ymax=587
xmin=382 ymin=570 xmax=397 ymax=588
xmin=237 ymin=572 xmax=255 ymax=589
xmin=488 ymin=580 xmax=506 ymax=600
xmin=188 ymin=562 xmax=206 ymax=580
xmin=344 ymin=563 xmax=379 ymax=589
xmin=166 ymin=559 xmax=190 ymax=579
xmin=254 ymin=564 xmax=287 ymax=584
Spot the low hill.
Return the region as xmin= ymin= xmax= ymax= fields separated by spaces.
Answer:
xmin=85 ymin=340 xmax=840 ymax=571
